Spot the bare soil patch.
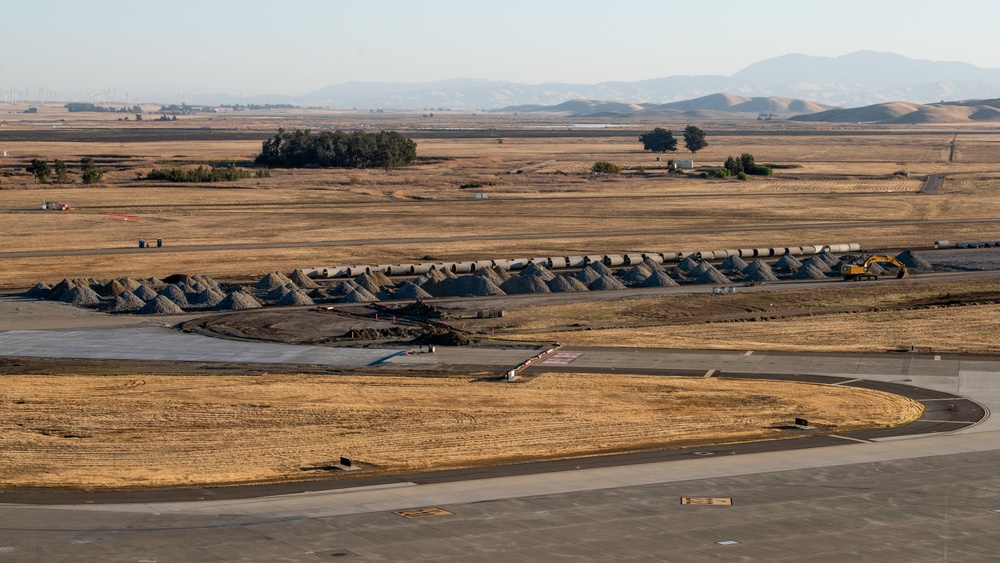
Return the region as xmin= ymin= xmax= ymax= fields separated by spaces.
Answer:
xmin=0 ymin=373 xmax=922 ymax=491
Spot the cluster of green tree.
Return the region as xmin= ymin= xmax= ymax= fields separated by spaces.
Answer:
xmin=221 ymin=104 xmax=296 ymax=111
xmin=255 ymin=128 xmax=417 ymax=169
xmin=65 ymin=103 xmax=142 ymax=114
xmin=639 ymin=126 xmax=708 ymax=154
xmin=27 ymin=157 xmax=103 ymax=184
xmin=156 ymin=115 xmax=179 ymax=121
xmin=723 ymin=153 xmax=772 ymax=177
xmin=145 ymin=162 xmax=256 ymax=183
xmin=158 ymin=103 xmax=213 ymax=115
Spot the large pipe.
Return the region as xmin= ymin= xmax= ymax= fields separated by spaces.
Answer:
xmin=549 ymin=256 xmax=568 ymax=269
xmin=754 ymin=248 xmax=773 ymax=257
xmin=565 ymin=256 xmax=586 ymax=268
xmin=695 ymin=251 xmax=716 ymax=261
xmin=659 ymin=252 xmax=679 ymax=262
xmin=641 ymin=253 xmax=664 ymax=265
xmin=529 ymin=257 xmax=552 ymax=267
xmin=787 ymin=247 xmax=803 ymax=256
xmin=452 ymin=261 xmax=475 ymax=274
xmin=491 ymin=259 xmax=512 ymax=271
xmin=474 ymin=260 xmax=494 ymax=272
xmin=623 ymin=253 xmax=644 ymax=266
xmin=771 ymin=247 xmax=790 ymax=257
xmin=738 ymin=249 xmax=756 ymax=258
xmin=411 ymin=264 xmax=432 ymax=275
xmin=507 ymin=258 xmax=529 ymax=270
xmin=603 ymin=254 xmax=625 ymax=267
xmin=583 ymin=255 xmax=603 ymax=265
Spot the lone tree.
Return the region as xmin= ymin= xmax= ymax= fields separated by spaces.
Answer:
xmin=80 ymin=157 xmax=103 ymax=184
xmin=683 ymin=125 xmax=708 ymax=153
xmin=638 ymin=127 xmax=677 ymax=153
xmin=27 ymin=159 xmax=51 ymax=183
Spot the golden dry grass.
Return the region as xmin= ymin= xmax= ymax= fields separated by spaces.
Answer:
xmin=0 ymin=373 xmax=922 ymax=490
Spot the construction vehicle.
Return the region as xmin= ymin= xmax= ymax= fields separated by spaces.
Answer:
xmin=841 ymin=255 xmax=909 ymax=281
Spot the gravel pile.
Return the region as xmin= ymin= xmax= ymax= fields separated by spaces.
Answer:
xmin=743 ymin=267 xmax=779 ymax=283
xmin=367 ymin=271 xmax=394 ymax=287
xmin=134 ymin=285 xmax=159 ymax=301
xmin=500 ymin=275 xmax=552 ymax=294
xmin=106 ymin=290 xmax=147 ymax=312
xmin=689 ymin=261 xmax=714 ymax=276
xmin=719 ymin=255 xmax=749 ymax=272
xmin=548 ymin=275 xmax=590 ymax=292
xmin=639 ymin=271 xmax=679 ymax=287
xmin=691 ymin=266 xmax=732 ymax=285
xmin=773 ymin=254 xmax=802 ymax=272
xmin=622 ymin=264 xmax=652 ymax=284
xmin=254 ymin=272 xmax=291 ymax=291
xmin=588 ymin=275 xmax=626 ymax=291
xmin=743 ymin=259 xmax=775 ymax=276
xmin=587 ymin=261 xmax=615 ymax=276
xmin=677 ymin=256 xmax=700 ymax=273
xmin=817 ymin=251 xmax=841 ymax=267
xmin=641 ymin=257 xmax=665 ymax=272
xmin=290 ymin=269 xmax=320 ymax=289
xmin=158 ymin=284 xmax=191 ymax=308
xmin=58 ymin=285 xmax=103 ymax=307
xmin=215 ymin=290 xmax=263 ymax=311
xmin=473 ymin=267 xmax=505 ymax=284
xmin=801 ymin=256 xmax=832 ymax=273
xmin=896 ymin=250 xmax=934 ymax=271
xmin=327 ymin=280 xmax=360 ymax=296
xmin=338 ymin=287 xmax=379 ymax=303
xmin=519 ymin=263 xmax=557 ymax=281
xmin=352 ymin=274 xmax=382 ymax=295
xmin=193 ymin=288 xmax=227 ymax=307
xmin=47 ymin=279 xmax=79 ymax=301
xmin=575 ymin=266 xmax=604 ymax=285
xmin=100 ymin=279 xmax=128 ymax=298
xmin=277 ymin=289 xmax=314 ymax=306
xmin=791 ymin=263 xmax=828 ymax=280
xmin=393 ymin=281 xmax=433 ymax=300
xmin=25 ymin=282 xmax=51 ymax=298
xmin=265 ymin=284 xmax=296 ymax=302
xmin=138 ymin=295 xmax=185 ymax=315
xmin=867 ymin=262 xmax=888 ymax=276
xmin=434 ymin=275 xmax=506 ymax=297
xmin=489 ymin=266 xmax=511 ymax=282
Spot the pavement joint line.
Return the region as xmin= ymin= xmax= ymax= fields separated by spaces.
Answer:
xmin=919 ymin=419 xmax=975 ymax=424
xmin=703 ymin=369 xmax=715 ymax=378
xmin=829 ymin=435 xmax=873 ymax=443
xmin=920 ymin=398 xmax=965 ymax=402
xmin=830 ymin=378 xmax=862 ymax=386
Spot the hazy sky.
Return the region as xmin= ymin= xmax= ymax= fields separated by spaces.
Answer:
xmin=3 ymin=0 xmax=998 ymax=99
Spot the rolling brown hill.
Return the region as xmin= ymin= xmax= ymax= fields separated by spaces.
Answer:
xmin=791 ymin=98 xmax=1000 ymax=123
xmin=501 ymin=93 xmax=834 ymax=118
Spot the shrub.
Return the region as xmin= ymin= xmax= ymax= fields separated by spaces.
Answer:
xmin=591 ymin=161 xmax=622 ymax=175
xmin=737 ymin=171 xmax=749 ymax=181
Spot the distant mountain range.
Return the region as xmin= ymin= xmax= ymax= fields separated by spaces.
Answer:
xmin=215 ymin=51 xmax=1000 ymax=110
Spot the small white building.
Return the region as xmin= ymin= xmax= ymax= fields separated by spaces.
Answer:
xmin=675 ymin=159 xmax=694 ymax=170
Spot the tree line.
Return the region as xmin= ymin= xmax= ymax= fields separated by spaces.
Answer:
xmin=27 ymin=157 xmax=103 ymax=184
xmin=145 ymin=162 xmax=263 ymax=183
xmin=255 ymin=128 xmax=417 ymax=169
xmin=65 ymin=103 xmax=143 ymax=114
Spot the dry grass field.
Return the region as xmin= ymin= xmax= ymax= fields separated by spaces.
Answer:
xmin=0 ymin=372 xmax=922 ymax=490
xmin=0 ymin=105 xmax=995 ymax=491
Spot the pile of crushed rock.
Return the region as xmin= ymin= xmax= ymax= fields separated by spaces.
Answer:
xmin=25 ymin=251 xmax=934 ymax=314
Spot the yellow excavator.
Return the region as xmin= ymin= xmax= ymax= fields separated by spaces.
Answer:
xmin=841 ymin=255 xmax=910 ymax=281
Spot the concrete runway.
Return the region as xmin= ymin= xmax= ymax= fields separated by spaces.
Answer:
xmin=3 ymin=323 xmax=1000 ymax=560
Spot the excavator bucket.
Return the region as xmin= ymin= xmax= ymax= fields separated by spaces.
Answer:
xmin=897 ymin=269 xmax=909 ymax=279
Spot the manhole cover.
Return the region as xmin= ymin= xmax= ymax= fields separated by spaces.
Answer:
xmin=393 ymin=507 xmax=454 ymax=519
xmin=681 ymin=497 xmax=733 ymax=506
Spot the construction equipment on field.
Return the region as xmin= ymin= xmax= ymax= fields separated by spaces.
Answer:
xmin=841 ymin=255 xmax=909 ymax=281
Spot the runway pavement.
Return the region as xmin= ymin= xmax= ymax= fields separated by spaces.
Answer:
xmin=3 ymin=325 xmax=1000 ymax=560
